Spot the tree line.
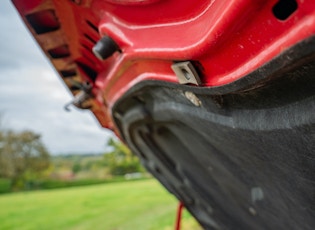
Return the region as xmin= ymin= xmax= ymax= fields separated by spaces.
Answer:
xmin=0 ymin=130 xmax=49 ymax=189
xmin=0 ymin=128 xmax=145 ymax=192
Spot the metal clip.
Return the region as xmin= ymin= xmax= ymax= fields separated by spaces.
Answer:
xmin=64 ymin=82 xmax=93 ymax=111
xmin=171 ymin=61 xmax=201 ymax=85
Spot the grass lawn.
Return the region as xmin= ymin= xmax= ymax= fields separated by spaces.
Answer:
xmin=0 ymin=179 xmax=201 ymax=230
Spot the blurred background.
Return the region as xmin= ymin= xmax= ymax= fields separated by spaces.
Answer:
xmin=0 ymin=1 xmax=200 ymax=229
xmin=0 ymin=1 xmax=112 ymax=155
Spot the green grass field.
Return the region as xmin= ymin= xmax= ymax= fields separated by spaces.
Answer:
xmin=0 ymin=179 xmax=201 ymax=230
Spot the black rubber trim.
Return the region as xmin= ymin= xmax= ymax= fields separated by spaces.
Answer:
xmin=112 ymin=36 xmax=315 ymax=230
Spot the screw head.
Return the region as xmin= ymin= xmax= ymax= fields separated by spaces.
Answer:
xmin=184 ymin=91 xmax=202 ymax=107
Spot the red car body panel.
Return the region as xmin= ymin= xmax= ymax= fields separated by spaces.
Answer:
xmin=12 ymin=0 xmax=315 ymax=229
xmin=12 ymin=0 xmax=315 ymax=131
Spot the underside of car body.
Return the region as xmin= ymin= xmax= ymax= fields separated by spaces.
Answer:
xmin=12 ymin=0 xmax=315 ymax=229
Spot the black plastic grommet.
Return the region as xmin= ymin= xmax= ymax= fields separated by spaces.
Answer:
xmin=92 ymin=36 xmax=119 ymax=60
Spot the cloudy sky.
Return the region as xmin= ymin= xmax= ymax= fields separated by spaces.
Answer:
xmin=0 ymin=1 xmax=114 ymax=154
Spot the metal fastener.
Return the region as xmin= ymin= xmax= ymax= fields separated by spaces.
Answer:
xmin=171 ymin=61 xmax=201 ymax=85
xmin=184 ymin=91 xmax=202 ymax=107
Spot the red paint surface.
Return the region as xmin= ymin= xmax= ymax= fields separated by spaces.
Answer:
xmin=12 ymin=0 xmax=315 ymax=132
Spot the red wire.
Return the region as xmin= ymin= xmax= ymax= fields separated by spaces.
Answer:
xmin=175 ymin=202 xmax=184 ymax=230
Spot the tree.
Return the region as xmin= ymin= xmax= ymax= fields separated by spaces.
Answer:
xmin=0 ymin=130 xmax=50 ymax=188
xmin=104 ymin=138 xmax=144 ymax=176
xmin=72 ymin=162 xmax=81 ymax=174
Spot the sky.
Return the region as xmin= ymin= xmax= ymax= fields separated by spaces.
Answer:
xmin=0 ymin=1 xmax=114 ymax=155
